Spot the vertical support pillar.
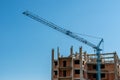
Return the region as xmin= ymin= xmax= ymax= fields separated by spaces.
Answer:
xmin=114 ymin=52 xmax=117 ymax=80
xmin=57 ymin=47 xmax=60 ymax=58
xmin=84 ymin=52 xmax=87 ymax=79
xmin=70 ymin=46 xmax=73 ymax=56
xmin=84 ymin=52 xmax=87 ymax=61
xmin=71 ymin=46 xmax=73 ymax=80
xmin=96 ymin=49 xmax=101 ymax=80
xmin=80 ymin=47 xmax=83 ymax=80
xmin=57 ymin=47 xmax=60 ymax=79
xmin=51 ymin=49 xmax=54 ymax=80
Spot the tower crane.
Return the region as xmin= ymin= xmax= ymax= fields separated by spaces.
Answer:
xmin=23 ymin=11 xmax=103 ymax=80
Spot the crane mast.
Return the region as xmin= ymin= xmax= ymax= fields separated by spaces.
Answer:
xmin=23 ymin=11 xmax=103 ymax=80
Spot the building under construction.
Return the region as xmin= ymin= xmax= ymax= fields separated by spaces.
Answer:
xmin=51 ymin=46 xmax=120 ymax=80
xmin=22 ymin=11 xmax=120 ymax=80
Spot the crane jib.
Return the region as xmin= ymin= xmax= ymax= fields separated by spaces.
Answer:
xmin=23 ymin=11 xmax=103 ymax=50
xmin=23 ymin=11 xmax=103 ymax=80
xmin=23 ymin=11 xmax=102 ymax=50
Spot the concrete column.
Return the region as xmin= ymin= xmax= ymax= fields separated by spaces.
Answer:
xmin=84 ymin=52 xmax=87 ymax=79
xmin=51 ymin=49 xmax=54 ymax=80
xmin=71 ymin=46 xmax=74 ymax=80
xmin=57 ymin=47 xmax=60 ymax=79
xmin=70 ymin=46 xmax=73 ymax=56
xmin=57 ymin=47 xmax=60 ymax=58
xmin=114 ymin=52 xmax=117 ymax=80
xmin=84 ymin=52 xmax=87 ymax=61
xmin=80 ymin=47 xmax=84 ymax=80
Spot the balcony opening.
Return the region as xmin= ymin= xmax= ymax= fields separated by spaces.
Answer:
xmin=75 ymin=70 xmax=80 ymax=74
xmin=83 ymin=61 xmax=85 ymax=65
xmin=93 ymin=74 xmax=96 ymax=78
xmin=63 ymin=70 xmax=66 ymax=77
xmin=54 ymin=61 xmax=57 ymax=66
xmin=74 ymin=60 xmax=80 ymax=64
xmin=101 ymin=73 xmax=105 ymax=78
xmin=54 ymin=71 xmax=57 ymax=75
xmin=63 ymin=61 xmax=66 ymax=67
xmin=101 ymin=64 xmax=105 ymax=69
xmin=93 ymin=65 xmax=96 ymax=70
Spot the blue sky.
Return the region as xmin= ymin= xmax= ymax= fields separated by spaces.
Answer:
xmin=0 ymin=0 xmax=120 ymax=80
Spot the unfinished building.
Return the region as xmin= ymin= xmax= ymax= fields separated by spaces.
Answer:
xmin=51 ymin=46 xmax=120 ymax=80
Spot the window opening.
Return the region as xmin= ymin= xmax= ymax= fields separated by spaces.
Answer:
xmin=63 ymin=70 xmax=66 ymax=77
xmin=63 ymin=61 xmax=66 ymax=67
xmin=74 ymin=60 xmax=80 ymax=64
xmin=54 ymin=71 xmax=57 ymax=75
xmin=75 ymin=70 xmax=80 ymax=74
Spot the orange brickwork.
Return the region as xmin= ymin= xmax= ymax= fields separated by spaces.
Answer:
xmin=51 ymin=46 xmax=120 ymax=80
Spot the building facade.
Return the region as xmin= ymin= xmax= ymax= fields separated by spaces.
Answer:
xmin=51 ymin=46 xmax=120 ymax=80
